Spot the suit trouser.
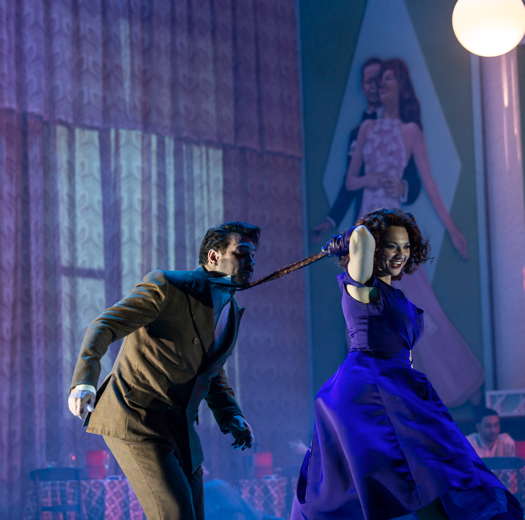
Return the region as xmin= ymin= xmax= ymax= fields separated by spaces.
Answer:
xmin=104 ymin=436 xmax=204 ymax=520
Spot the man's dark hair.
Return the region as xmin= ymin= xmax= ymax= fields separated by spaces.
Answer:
xmin=476 ymin=407 xmax=499 ymax=423
xmin=361 ymin=57 xmax=382 ymax=80
xmin=199 ymin=221 xmax=260 ymax=265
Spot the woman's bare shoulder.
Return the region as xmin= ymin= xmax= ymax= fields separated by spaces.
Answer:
xmin=361 ymin=118 xmax=375 ymax=131
xmin=357 ymin=118 xmax=375 ymax=137
xmin=401 ymin=122 xmax=422 ymax=149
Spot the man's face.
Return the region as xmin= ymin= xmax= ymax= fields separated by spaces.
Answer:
xmin=477 ymin=414 xmax=501 ymax=445
xmin=208 ymin=233 xmax=257 ymax=285
xmin=362 ymin=63 xmax=381 ymax=107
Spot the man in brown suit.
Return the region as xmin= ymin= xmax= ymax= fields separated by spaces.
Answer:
xmin=68 ymin=222 xmax=259 ymax=520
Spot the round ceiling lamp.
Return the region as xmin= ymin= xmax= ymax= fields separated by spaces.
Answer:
xmin=452 ymin=0 xmax=525 ymax=57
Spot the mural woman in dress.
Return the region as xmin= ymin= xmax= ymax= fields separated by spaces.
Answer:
xmin=344 ymin=58 xmax=483 ymax=406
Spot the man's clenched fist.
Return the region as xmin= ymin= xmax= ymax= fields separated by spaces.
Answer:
xmin=68 ymin=386 xmax=96 ymax=420
xmin=226 ymin=415 xmax=254 ymax=450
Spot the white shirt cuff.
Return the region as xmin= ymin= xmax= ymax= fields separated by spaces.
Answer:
xmin=73 ymin=384 xmax=96 ymax=394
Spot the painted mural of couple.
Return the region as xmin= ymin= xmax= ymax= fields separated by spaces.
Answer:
xmin=69 ymin=214 xmax=522 ymax=519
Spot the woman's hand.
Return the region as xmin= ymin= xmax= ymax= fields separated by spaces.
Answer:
xmin=365 ymin=174 xmax=382 ymax=189
xmin=383 ymin=177 xmax=406 ymax=199
xmin=346 ymin=174 xmax=381 ymax=191
xmin=449 ymin=226 xmax=468 ymax=259
xmin=322 ymin=227 xmax=356 ymax=257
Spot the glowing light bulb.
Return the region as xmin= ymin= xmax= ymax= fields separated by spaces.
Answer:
xmin=452 ymin=0 xmax=525 ymax=57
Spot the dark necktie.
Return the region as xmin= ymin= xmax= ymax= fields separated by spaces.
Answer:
xmin=211 ymin=297 xmax=233 ymax=355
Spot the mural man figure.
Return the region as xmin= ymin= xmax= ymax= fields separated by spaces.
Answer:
xmin=467 ymin=408 xmax=516 ymax=458
xmin=68 ymin=221 xmax=259 ymax=520
xmin=312 ymin=57 xmax=421 ymax=237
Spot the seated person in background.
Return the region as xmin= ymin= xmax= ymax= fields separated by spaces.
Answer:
xmin=467 ymin=407 xmax=516 ymax=458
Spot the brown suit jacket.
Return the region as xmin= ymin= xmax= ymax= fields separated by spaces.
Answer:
xmin=70 ymin=267 xmax=245 ymax=472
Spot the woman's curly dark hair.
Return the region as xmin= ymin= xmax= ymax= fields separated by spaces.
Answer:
xmin=381 ymin=58 xmax=422 ymax=129
xmin=341 ymin=208 xmax=430 ymax=280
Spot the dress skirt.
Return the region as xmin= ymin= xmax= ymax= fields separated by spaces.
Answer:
xmin=290 ymin=350 xmax=522 ymax=520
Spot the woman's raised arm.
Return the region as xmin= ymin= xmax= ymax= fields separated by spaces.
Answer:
xmin=347 ymin=225 xmax=375 ymax=284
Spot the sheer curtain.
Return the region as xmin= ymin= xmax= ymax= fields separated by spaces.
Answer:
xmin=0 ymin=1 xmax=307 ymax=517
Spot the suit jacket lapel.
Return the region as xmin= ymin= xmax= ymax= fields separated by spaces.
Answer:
xmin=183 ymin=268 xmax=245 ymax=361
xmin=185 ymin=271 xmax=215 ymax=354
xmin=232 ymin=299 xmax=245 ymax=328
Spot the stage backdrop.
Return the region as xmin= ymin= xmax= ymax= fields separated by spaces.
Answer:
xmin=300 ymin=0 xmax=491 ymax=413
xmin=0 ymin=1 xmax=308 ymax=518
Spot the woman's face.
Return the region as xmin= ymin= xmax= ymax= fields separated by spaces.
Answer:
xmin=378 ymin=226 xmax=410 ymax=277
xmin=379 ymin=68 xmax=399 ymax=105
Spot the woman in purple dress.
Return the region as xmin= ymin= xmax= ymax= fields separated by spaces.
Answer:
xmin=291 ymin=208 xmax=521 ymax=520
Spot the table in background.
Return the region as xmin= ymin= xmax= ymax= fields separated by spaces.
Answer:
xmin=484 ymin=457 xmax=525 ymax=511
xmin=28 ymin=470 xmax=523 ymax=519
xmin=24 ymin=478 xmax=144 ymax=519
xmin=239 ymin=475 xmax=297 ymax=519
xmin=492 ymin=468 xmax=525 ymax=508
xmin=238 ymin=468 xmax=525 ymax=519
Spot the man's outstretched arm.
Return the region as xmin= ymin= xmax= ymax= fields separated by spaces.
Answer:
xmin=68 ymin=270 xmax=170 ymax=418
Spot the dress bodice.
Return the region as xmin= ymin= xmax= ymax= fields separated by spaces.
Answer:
xmin=359 ymin=117 xmax=409 ymax=218
xmin=338 ymin=272 xmax=424 ymax=355
xmin=362 ymin=117 xmax=408 ymax=177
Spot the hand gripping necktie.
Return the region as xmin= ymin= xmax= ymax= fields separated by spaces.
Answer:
xmin=238 ymin=227 xmax=355 ymax=291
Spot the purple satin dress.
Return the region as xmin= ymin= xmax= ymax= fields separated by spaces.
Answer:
xmin=291 ymin=272 xmax=522 ymax=520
